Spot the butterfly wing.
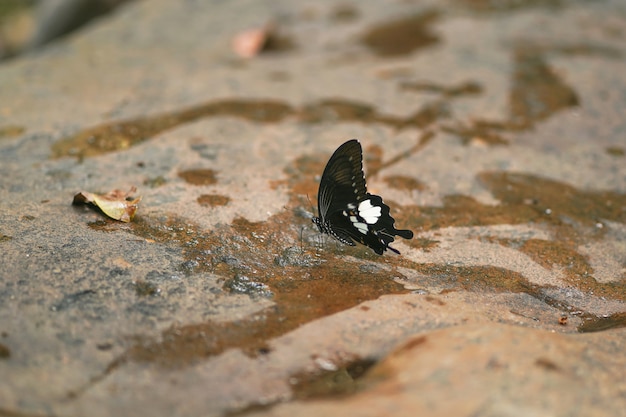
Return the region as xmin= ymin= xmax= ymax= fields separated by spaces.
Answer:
xmin=314 ymin=139 xmax=414 ymax=255
xmin=317 ymin=139 xmax=367 ymax=221
xmin=327 ymin=194 xmax=414 ymax=255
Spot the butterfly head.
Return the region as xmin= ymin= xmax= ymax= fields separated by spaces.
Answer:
xmin=311 ymin=216 xmax=325 ymax=233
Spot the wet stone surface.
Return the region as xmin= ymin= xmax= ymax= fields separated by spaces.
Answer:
xmin=0 ymin=0 xmax=625 ymax=416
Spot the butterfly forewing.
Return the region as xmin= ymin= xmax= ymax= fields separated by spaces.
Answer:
xmin=317 ymin=139 xmax=367 ymax=220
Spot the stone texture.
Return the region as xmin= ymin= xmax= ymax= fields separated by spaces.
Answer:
xmin=0 ymin=0 xmax=625 ymax=416
xmin=244 ymin=324 xmax=626 ymax=417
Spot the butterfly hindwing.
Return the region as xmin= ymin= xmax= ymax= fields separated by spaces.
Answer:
xmin=332 ymin=194 xmax=412 ymax=255
xmin=312 ymin=139 xmax=414 ymax=255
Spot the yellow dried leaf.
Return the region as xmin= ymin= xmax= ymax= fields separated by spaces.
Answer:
xmin=73 ymin=187 xmax=141 ymax=222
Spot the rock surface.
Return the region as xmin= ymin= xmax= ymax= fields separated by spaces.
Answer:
xmin=0 ymin=0 xmax=625 ymax=416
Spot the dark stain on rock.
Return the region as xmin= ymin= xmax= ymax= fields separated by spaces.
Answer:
xmin=535 ymin=357 xmax=561 ymax=372
xmin=87 ymin=219 xmax=116 ymax=232
xmin=509 ymin=46 xmax=579 ymax=128
xmin=577 ymin=312 xmax=626 ymax=333
xmin=262 ymin=31 xmax=296 ymax=54
xmin=400 ymin=172 xmax=626 ymax=302
xmin=300 ymin=99 xmax=376 ymax=124
xmin=383 ymin=175 xmax=426 ymax=192
xmin=428 ymin=263 xmax=537 ymax=295
xmin=399 ymin=102 xmax=448 ymax=130
xmin=143 ymin=176 xmax=167 ymax=188
xmin=0 ymin=125 xmax=25 ymax=138
xmin=400 ymin=80 xmax=483 ymax=97
xmin=51 ymin=289 xmax=97 ymax=312
xmin=479 ymin=172 xmax=626 ymax=231
xmin=441 ymin=122 xmax=510 ymax=146
xmin=454 ymin=0 xmax=565 ymax=13
xmin=425 ymin=295 xmax=445 ymax=306
xmin=299 ymin=98 xmax=447 ymax=130
xmin=52 ymin=97 xmax=450 ymax=159
xmin=134 ymin=279 xmax=160 ymax=297
xmin=330 ymin=4 xmax=360 ymax=22
xmin=434 ymin=41 xmax=586 ymax=141
xmin=394 ymin=260 xmax=606 ymax=329
xmin=549 ymin=43 xmax=623 ymax=59
xmin=50 ymin=40 xmax=620 ymax=163
xmin=0 ymin=234 xmax=12 ymax=242
xmin=0 ymin=343 xmax=10 ymax=359
xmin=178 ymin=169 xmax=218 ymax=186
xmin=51 ymin=99 xmax=293 ymax=158
xmin=125 ymin=242 xmax=407 ymax=367
xmin=96 ymin=342 xmax=114 ymax=351
xmin=197 ymin=194 xmax=230 ymax=207
xmin=606 ymin=146 xmax=624 ymax=157
xmin=411 ymin=237 xmax=440 ymax=252
xmin=360 ymin=11 xmax=440 ymax=57
xmin=366 ymin=130 xmax=436 ymax=178
xmin=442 ymin=42 xmax=620 ymax=141
xmin=510 ymin=239 xmax=599 ymax=295
xmin=405 ymin=194 xmax=522 ymax=232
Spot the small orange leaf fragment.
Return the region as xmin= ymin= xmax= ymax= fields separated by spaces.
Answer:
xmin=73 ymin=187 xmax=141 ymax=222
xmin=232 ymin=26 xmax=269 ymax=58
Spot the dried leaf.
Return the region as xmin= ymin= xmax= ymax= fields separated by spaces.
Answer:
xmin=73 ymin=187 xmax=141 ymax=222
xmin=232 ymin=20 xmax=290 ymax=58
xmin=232 ymin=26 xmax=269 ymax=58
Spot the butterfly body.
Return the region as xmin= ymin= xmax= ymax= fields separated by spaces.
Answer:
xmin=312 ymin=139 xmax=414 ymax=255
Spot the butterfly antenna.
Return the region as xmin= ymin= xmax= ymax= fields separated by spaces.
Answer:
xmin=306 ymin=194 xmax=316 ymax=217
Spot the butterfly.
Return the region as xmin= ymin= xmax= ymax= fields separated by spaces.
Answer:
xmin=312 ymin=139 xmax=414 ymax=255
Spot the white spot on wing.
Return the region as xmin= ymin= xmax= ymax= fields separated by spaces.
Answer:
xmin=354 ymin=222 xmax=368 ymax=234
xmin=359 ymin=200 xmax=374 ymax=210
xmin=358 ymin=200 xmax=382 ymax=224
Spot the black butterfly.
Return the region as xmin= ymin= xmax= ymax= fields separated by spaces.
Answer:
xmin=312 ymin=139 xmax=414 ymax=255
